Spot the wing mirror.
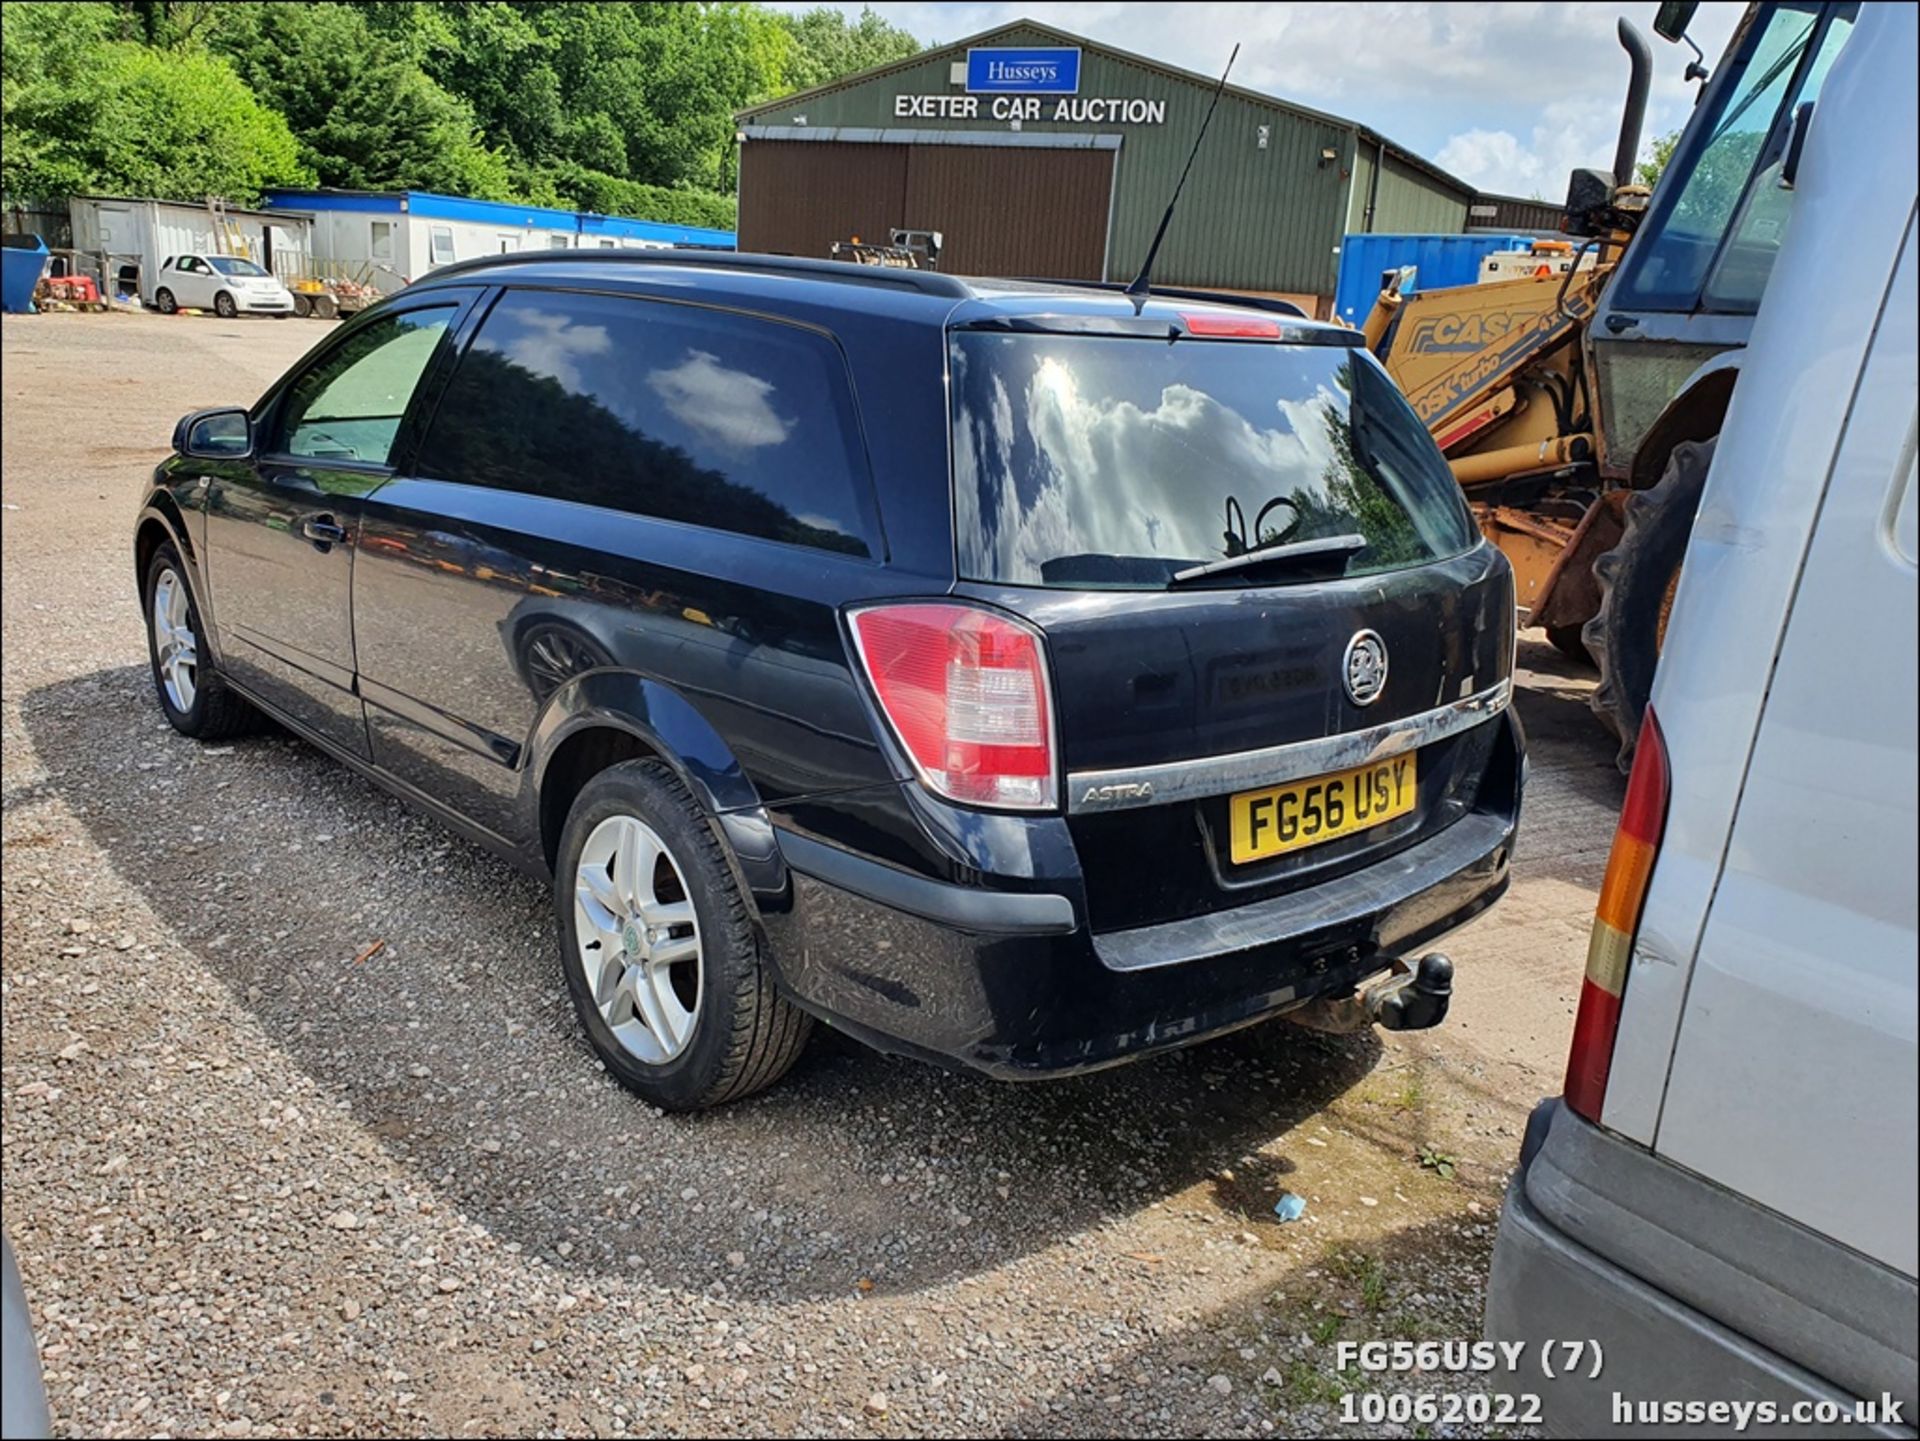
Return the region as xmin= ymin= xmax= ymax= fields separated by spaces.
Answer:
xmin=173 ymin=407 xmax=252 ymax=460
xmin=1652 ymin=0 xmax=1697 ymax=42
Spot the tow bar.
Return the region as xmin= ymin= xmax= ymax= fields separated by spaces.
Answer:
xmin=1285 ymin=954 xmax=1454 ymax=1034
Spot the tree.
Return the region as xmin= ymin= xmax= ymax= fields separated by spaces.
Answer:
xmin=211 ymin=3 xmax=510 ymax=197
xmin=2 ymin=0 xmax=929 ymax=223
xmin=776 ymin=6 xmax=922 ymax=94
xmin=1637 ymin=129 xmax=1680 ymax=188
xmin=1 ymin=6 xmax=310 ymax=202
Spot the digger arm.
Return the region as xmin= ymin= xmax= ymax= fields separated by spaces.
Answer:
xmin=1372 ymin=265 xmax=1611 ymax=457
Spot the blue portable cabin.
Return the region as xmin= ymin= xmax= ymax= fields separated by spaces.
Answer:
xmin=260 ymin=189 xmax=736 ymax=293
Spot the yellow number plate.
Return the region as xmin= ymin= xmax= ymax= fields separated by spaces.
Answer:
xmin=1228 ymin=754 xmax=1417 ymax=864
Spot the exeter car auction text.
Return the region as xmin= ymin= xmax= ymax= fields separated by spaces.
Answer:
xmin=893 ymin=94 xmax=1167 ymax=123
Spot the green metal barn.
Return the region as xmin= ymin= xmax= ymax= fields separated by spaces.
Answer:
xmin=733 ymin=18 xmax=1475 ymax=315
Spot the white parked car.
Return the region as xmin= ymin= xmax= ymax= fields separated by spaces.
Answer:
xmin=1486 ymin=2 xmax=1916 ymax=1432
xmin=149 ymin=254 xmax=294 ymax=318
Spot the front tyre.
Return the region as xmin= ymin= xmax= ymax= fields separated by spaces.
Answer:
xmin=143 ymin=544 xmax=258 ymax=739
xmin=213 ymin=290 xmax=238 ymax=319
xmin=556 ymin=759 xmax=811 ymax=1110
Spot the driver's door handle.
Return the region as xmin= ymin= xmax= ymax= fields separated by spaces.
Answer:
xmin=302 ymin=515 xmax=347 ymax=547
xmin=1604 ymin=313 xmax=1641 ymax=334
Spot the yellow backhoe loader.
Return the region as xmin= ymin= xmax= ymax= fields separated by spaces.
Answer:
xmin=1363 ymin=0 xmax=1859 ymax=762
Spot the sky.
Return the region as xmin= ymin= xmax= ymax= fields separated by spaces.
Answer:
xmin=765 ymin=1 xmax=1745 ymax=198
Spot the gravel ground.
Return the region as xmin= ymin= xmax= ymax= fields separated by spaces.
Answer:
xmin=2 ymin=310 xmax=1623 ymax=1438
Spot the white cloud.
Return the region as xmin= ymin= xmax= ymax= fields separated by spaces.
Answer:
xmin=485 ymin=306 xmax=612 ymax=392
xmin=1435 ymin=96 xmax=1627 ymax=199
xmin=646 ymin=350 xmax=793 ymax=451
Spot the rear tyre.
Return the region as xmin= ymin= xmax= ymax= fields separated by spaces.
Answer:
xmin=153 ymin=287 xmax=177 ymax=315
xmin=1583 ymin=438 xmax=1714 ymax=770
xmin=143 ymin=544 xmax=259 ymax=740
xmin=213 ymin=290 xmax=237 ymax=319
xmin=555 ymin=759 xmax=811 ymax=1110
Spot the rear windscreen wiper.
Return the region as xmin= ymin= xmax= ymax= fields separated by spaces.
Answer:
xmin=1167 ymin=533 xmax=1367 ymax=587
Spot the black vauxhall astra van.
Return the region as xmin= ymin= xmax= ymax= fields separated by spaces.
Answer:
xmin=135 ymin=251 xmax=1522 ymax=1109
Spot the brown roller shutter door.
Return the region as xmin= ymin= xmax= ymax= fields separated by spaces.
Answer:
xmin=737 ymin=141 xmax=910 ymax=261
xmin=739 ymin=141 xmax=1114 ymax=281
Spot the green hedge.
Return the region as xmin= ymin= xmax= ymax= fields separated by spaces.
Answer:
xmin=521 ymin=164 xmax=736 ymax=232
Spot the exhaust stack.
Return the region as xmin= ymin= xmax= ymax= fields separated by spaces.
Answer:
xmin=1612 ymin=19 xmax=1654 ymax=189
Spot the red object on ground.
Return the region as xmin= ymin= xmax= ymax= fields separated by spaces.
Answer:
xmin=44 ymin=275 xmax=101 ymax=303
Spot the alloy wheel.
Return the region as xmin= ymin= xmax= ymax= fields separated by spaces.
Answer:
xmin=572 ymin=814 xmax=702 ymax=1063
xmin=151 ymin=568 xmax=198 ymax=712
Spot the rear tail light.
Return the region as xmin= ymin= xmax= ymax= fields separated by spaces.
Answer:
xmin=1565 ymin=706 xmax=1670 ymax=1122
xmin=846 ymin=602 xmax=1057 ymax=810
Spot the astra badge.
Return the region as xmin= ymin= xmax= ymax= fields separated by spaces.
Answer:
xmin=1343 ymin=630 xmax=1389 ymax=707
xmin=1080 ymin=780 xmax=1153 ymax=807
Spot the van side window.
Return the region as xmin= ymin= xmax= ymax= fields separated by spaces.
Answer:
xmin=414 ymin=290 xmax=874 ymax=557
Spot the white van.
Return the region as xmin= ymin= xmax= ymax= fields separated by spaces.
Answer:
xmin=1484 ymin=3 xmax=1917 ymax=1433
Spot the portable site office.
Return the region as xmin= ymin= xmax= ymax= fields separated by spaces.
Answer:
xmin=258 ymin=189 xmax=738 ymax=295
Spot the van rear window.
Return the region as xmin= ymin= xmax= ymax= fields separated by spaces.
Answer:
xmin=950 ymin=333 xmax=1476 ymax=588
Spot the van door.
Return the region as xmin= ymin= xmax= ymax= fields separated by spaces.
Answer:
xmin=204 ymin=295 xmax=472 ymax=755
xmin=1652 ymin=223 xmax=1916 ymax=1274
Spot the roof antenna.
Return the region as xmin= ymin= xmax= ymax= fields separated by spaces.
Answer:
xmin=1126 ymin=42 xmax=1239 ymax=300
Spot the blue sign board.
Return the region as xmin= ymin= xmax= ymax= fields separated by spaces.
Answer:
xmin=966 ymin=47 xmax=1082 ymax=95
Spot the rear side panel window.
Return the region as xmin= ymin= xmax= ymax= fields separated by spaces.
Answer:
xmin=951 ymin=333 xmax=1475 ymax=588
xmin=416 ymin=289 xmax=875 ymax=557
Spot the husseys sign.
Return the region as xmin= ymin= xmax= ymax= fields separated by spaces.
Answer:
xmin=966 ymin=47 xmax=1081 ymax=94
xmin=891 ymin=44 xmax=1169 ymax=125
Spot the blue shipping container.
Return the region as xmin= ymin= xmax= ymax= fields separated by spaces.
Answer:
xmin=1 ymin=235 xmax=50 ymax=315
xmin=1333 ymin=233 xmax=1535 ymax=328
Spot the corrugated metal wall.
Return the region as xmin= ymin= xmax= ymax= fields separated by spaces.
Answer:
xmin=1369 ymin=152 xmax=1470 ymax=234
xmin=739 ymin=25 xmax=1472 ymax=298
xmin=1469 ymin=194 xmax=1566 ymax=234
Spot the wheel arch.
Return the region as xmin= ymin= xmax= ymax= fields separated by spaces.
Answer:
xmin=134 ymin=501 xmax=217 ymax=655
xmin=526 ymin=671 xmax=784 ymax=904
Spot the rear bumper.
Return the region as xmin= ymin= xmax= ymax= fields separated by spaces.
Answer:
xmin=1486 ymin=1101 xmax=1917 ymax=1438
xmin=757 ymin=710 xmax=1521 ymax=1078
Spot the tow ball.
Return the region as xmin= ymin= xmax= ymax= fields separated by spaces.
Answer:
xmin=1285 ymin=953 xmax=1454 ymax=1035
